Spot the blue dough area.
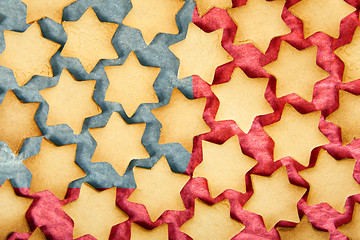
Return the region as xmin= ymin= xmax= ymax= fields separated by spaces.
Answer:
xmin=0 ymin=0 xmax=195 ymax=189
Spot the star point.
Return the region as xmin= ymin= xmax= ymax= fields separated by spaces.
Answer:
xmin=39 ymin=69 xmax=102 ymax=134
xmin=338 ymin=202 xmax=360 ymax=238
xmin=62 ymin=183 xmax=128 ymax=239
xmin=264 ymin=41 xmax=329 ymax=101
xmin=169 ymin=23 xmax=232 ymax=85
xmin=23 ymin=138 xmax=86 ymax=199
xmin=289 ymin=0 xmax=355 ymax=38
xmin=122 ymin=0 xmax=184 ymax=44
xmin=0 ymin=180 xmax=33 ymax=239
xmin=128 ymin=157 xmax=189 ymax=221
xmin=326 ymin=90 xmax=360 ymax=145
xmin=194 ymin=0 xmax=232 ymax=17
xmin=227 ymin=0 xmax=290 ymax=53
xmin=180 ymin=198 xmax=244 ymax=239
xmin=299 ymin=149 xmax=360 ymax=213
xmin=151 ymin=88 xmax=210 ymax=153
xmin=0 ymin=90 xmax=41 ymax=154
xmin=21 ymin=0 xmax=77 ymax=23
xmin=0 ymin=22 xmax=60 ymax=86
xmin=193 ymin=136 xmax=257 ymax=197
xmin=61 ymin=8 xmax=119 ymax=73
xmin=211 ymin=67 xmax=273 ymax=132
xmin=104 ymin=52 xmax=160 ymax=117
xmin=130 ymin=223 xmax=168 ymax=239
xmin=263 ymin=104 xmax=328 ymax=166
xmin=29 ymin=228 xmax=47 ymax=240
xmin=89 ymin=113 xmax=149 ymax=176
xmin=244 ymin=166 xmax=307 ymax=230
xmin=334 ymin=27 xmax=360 ymax=83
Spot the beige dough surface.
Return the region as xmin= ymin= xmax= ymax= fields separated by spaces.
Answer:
xmin=122 ymin=0 xmax=184 ymax=44
xmin=264 ymin=41 xmax=329 ymax=101
xmin=299 ymin=149 xmax=360 ymax=213
xmin=244 ymin=166 xmax=307 ymax=230
xmin=62 ymin=183 xmax=128 ymax=240
xmin=169 ymin=23 xmax=232 ymax=85
xmin=89 ymin=113 xmax=149 ymax=176
xmin=211 ymin=67 xmax=273 ymax=133
xmin=0 ymin=90 xmax=41 ymax=154
xmin=0 ymin=22 xmax=60 ymax=86
xmin=193 ymin=136 xmax=257 ymax=197
xmin=21 ymin=0 xmax=77 ymax=24
xmin=338 ymin=202 xmax=360 ymax=238
xmin=104 ymin=52 xmax=160 ymax=117
xmin=40 ymin=69 xmax=101 ymax=134
xmin=0 ymin=180 xmax=33 ymax=239
xmin=263 ymin=104 xmax=328 ymax=166
xmin=327 ymin=90 xmax=360 ymax=145
xmin=288 ymin=0 xmax=355 ymax=39
xmin=61 ymin=8 xmax=119 ymax=73
xmin=128 ymin=157 xmax=189 ymax=221
xmin=227 ymin=0 xmax=290 ymax=53
xmin=335 ymin=27 xmax=360 ymax=83
xmin=152 ymin=88 xmax=210 ymax=153
xmin=277 ymin=215 xmax=329 ymax=240
xmin=194 ymin=0 xmax=232 ymax=17
xmin=130 ymin=223 xmax=168 ymax=240
xmin=28 ymin=228 xmax=47 ymax=240
xmin=180 ymin=198 xmax=244 ymax=240
xmin=23 ymin=138 xmax=86 ymax=200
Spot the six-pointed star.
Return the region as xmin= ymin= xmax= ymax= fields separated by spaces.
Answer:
xmin=0 ymin=90 xmax=41 ymax=153
xmin=62 ymin=183 xmax=128 ymax=239
xmin=193 ymin=135 xmax=257 ymax=197
xmin=227 ymin=0 xmax=290 ymax=53
xmin=0 ymin=22 xmax=61 ymax=86
xmin=299 ymin=149 xmax=360 ymax=213
xmin=104 ymin=51 xmax=160 ymax=117
xmin=61 ymin=7 xmax=119 ymax=73
xmin=39 ymin=69 xmax=101 ymax=134
xmin=263 ymin=41 xmax=330 ymax=102
xmin=289 ymin=0 xmax=355 ymax=39
xmin=244 ymin=166 xmax=307 ymax=230
xmin=128 ymin=157 xmax=189 ymax=221
xmin=169 ymin=23 xmax=232 ymax=85
xmin=263 ymin=104 xmax=329 ymax=166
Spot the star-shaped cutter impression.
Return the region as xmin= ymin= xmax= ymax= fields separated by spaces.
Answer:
xmin=39 ymin=69 xmax=102 ymax=134
xmin=61 ymin=7 xmax=119 ymax=73
xmin=62 ymin=183 xmax=128 ymax=239
xmin=193 ymin=135 xmax=257 ymax=197
xmin=104 ymin=51 xmax=161 ymax=117
xmin=127 ymin=157 xmax=189 ymax=221
xmin=0 ymin=90 xmax=42 ymax=154
xmin=227 ymin=0 xmax=291 ymax=53
xmin=299 ymin=149 xmax=360 ymax=213
xmin=169 ymin=23 xmax=233 ymax=85
xmin=0 ymin=22 xmax=61 ymax=86
xmin=244 ymin=166 xmax=307 ymax=230
xmin=122 ymin=0 xmax=185 ymax=44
